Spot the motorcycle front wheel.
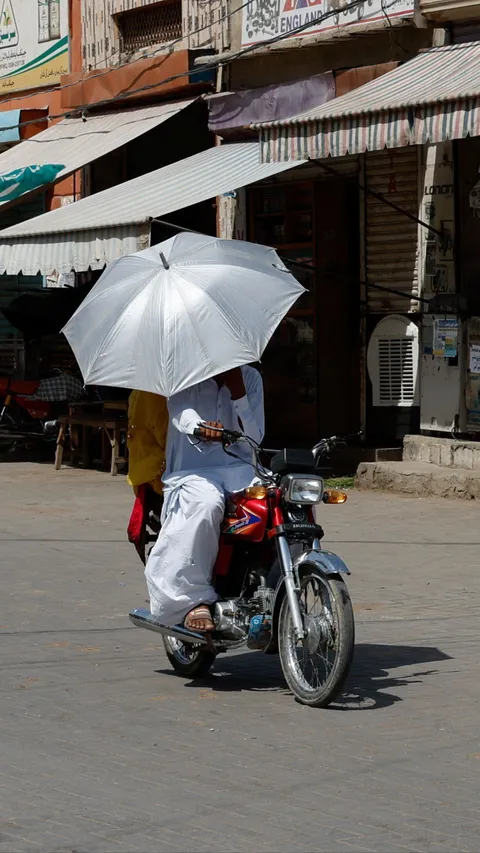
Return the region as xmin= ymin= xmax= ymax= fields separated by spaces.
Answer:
xmin=162 ymin=635 xmax=216 ymax=678
xmin=278 ymin=564 xmax=354 ymax=707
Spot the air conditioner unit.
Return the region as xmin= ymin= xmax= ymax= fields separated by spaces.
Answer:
xmin=367 ymin=315 xmax=420 ymax=408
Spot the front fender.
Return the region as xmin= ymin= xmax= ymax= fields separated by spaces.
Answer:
xmin=295 ymin=548 xmax=351 ymax=577
xmin=263 ymin=549 xmax=351 ymax=655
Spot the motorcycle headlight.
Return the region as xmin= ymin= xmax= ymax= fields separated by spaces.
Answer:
xmin=282 ymin=475 xmax=324 ymax=505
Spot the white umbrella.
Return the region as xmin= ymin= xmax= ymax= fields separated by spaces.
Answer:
xmin=63 ymin=232 xmax=305 ymax=398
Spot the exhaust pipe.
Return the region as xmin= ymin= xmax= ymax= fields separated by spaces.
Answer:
xmin=129 ymin=608 xmax=208 ymax=646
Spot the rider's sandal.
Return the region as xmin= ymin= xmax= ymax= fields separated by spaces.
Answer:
xmin=184 ymin=605 xmax=215 ymax=633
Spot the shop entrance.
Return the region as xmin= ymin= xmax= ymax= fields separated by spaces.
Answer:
xmin=249 ymin=175 xmax=360 ymax=447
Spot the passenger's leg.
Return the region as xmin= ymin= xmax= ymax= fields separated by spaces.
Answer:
xmin=145 ymin=476 xmax=224 ymax=627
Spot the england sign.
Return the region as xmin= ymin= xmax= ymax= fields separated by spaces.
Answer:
xmin=241 ymin=0 xmax=415 ymax=47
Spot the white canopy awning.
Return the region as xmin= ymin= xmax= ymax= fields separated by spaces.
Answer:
xmin=0 ymin=143 xmax=305 ymax=275
xmin=0 ymin=99 xmax=196 ymax=208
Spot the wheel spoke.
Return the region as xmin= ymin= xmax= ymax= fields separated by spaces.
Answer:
xmin=286 ymin=574 xmax=339 ymax=694
xmin=278 ymin=565 xmax=354 ymax=707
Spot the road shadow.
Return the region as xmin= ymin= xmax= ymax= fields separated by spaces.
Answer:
xmin=335 ymin=642 xmax=451 ymax=711
xmin=158 ymin=642 xmax=451 ymax=710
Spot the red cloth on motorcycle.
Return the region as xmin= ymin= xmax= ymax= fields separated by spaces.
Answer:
xmin=127 ymin=484 xmax=149 ymax=564
xmin=0 ymin=378 xmax=39 ymax=395
xmin=127 ymin=485 xmax=163 ymax=565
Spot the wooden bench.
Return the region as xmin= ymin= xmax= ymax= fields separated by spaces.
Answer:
xmin=55 ymin=404 xmax=128 ymax=475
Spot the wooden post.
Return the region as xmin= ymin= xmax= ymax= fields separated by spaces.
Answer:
xmin=110 ymin=425 xmax=120 ymax=476
xmin=55 ymin=420 xmax=66 ymax=470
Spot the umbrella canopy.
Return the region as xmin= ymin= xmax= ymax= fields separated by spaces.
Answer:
xmin=63 ymin=233 xmax=305 ymax=398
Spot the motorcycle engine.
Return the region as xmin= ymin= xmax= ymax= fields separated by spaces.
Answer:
xmin=212 ymin=600 xmax=249 ymax=641
xmin=212 ymin=579 xmax=275 ymax=643
xmin=251 ymin=583 xmax=275 ymax=615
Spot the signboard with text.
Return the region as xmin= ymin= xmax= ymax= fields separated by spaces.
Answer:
xmin=241 ymin=0 xmax=415 ymax=47
xmin=0 ymin=0 xmax=68 ymax=94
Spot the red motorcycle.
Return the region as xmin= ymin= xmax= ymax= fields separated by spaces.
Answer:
xmin=130 ymin=429 xmax=355 ymax=708
xmin=0 ymin=378 xmax=54 ymax=449
xmin=0 ymin=373 xmax=84 ymax=451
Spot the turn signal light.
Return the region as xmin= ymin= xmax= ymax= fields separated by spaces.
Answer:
xmin=323 ymin=489 xmax=347 ymax=504
xmin=245 ymin=485 xmax=268 ymax=499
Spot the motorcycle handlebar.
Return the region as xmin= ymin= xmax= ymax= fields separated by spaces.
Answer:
xmin=192 ymin=425 xmax=243 ymax=444
xmin=192 ymin=426 xmax=362 ymax=448
xmin=313 ymin=431 xmax=362 ymax=456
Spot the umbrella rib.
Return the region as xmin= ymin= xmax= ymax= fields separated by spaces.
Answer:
xmin=168 ymin=235 xmax=217 ymax=264
xmin=81 ymin=271 xmax=158 ymax=379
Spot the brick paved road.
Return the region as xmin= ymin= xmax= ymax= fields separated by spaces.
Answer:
xmin=1 ymin=463 xmax=480 ymax=853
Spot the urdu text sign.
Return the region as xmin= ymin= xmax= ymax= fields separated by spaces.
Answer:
xmin=0 ymin=0 xmax=69 ymax=93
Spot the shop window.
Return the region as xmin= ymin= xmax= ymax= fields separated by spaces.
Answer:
xmin=367 ymin=315 xmax=419 ymax=407
xmin=117 ymin=1 xmax=182 ymax=53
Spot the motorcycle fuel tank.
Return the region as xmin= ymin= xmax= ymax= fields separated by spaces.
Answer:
xmin=221 ymin=493 xmax=269 ymax=543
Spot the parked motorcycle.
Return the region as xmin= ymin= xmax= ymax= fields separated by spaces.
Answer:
xmin=0 ymin=372 xmax=84 ymax=451
xmin=130 ymin=430 xmax=355 ymax=708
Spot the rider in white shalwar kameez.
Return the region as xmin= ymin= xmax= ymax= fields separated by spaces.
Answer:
xmin=145 ymin=366 xmax=264 ymax=628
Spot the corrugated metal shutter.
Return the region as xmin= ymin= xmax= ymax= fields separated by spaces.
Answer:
xmin=365 ymin=147 xmax=419 ymax=313
xmin=0 ymin=194 xmax=45 ymax=342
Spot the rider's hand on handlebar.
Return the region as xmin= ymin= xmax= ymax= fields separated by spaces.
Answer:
xmin=199 ymin=421 xmax=224 ymax=441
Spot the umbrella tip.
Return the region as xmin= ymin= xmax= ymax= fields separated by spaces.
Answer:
xmin=159 ymin=252 xmax=170 ymax=270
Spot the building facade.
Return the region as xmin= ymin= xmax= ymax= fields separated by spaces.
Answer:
xmin=1 ymin=0 xmax=480 ymax=457
xmin=206 ymin=0 xmax=480 ymax=449
xmin=0 ymin=0 xmax=82 ymax=372
xmin=206 ymin=0 xmax=433 ymax=446
xmin=0 ymin=0 xmax=223 ymax=375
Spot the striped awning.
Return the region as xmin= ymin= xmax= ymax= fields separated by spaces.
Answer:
xmin=256 ymin=42 xmax=480 ymax=162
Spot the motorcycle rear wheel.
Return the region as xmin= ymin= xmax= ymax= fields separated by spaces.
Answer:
xmin=163 ymin=635 xmax=216 ymax=678
xmin=278 ymin=564 xmax=354 ymax=707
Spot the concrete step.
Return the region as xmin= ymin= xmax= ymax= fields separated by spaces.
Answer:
xmin=315 ymin=445 xmax=401 ymax=476
xmin=404 ymin=434 xmax=480 ymax=471
xmin=356 ymin=460 xmax=480 ymax=500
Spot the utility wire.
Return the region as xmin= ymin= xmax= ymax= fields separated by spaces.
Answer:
xmin=0 ymin=0 xmax=425 ymax=282
xmin=313 ymin=160 xmax=443 ymax=239
xmin=151 ymin=218 xmax=430 ymax=305
xmin=0 ymin=0 xmax=405 ymax=133
xmin=0 ymin=0 xmax=253 ymax=126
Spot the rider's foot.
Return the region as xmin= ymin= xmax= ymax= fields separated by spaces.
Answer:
xmin=184 ymin=605 xmax=215 ymax=633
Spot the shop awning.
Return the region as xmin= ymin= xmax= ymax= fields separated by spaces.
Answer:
xmin=0 ymin=143 xmax=305 ymax=275
xmin=207 ymin=74 xmax=335 ymax=134
xmin=0 ymin=99 xmax=196 ymax=206
xmin=256 ymin=42 xmax=480 ymax=162
xmin=0 ymin=109 xmax=49 ymax=148
xmin=0 ymin=111 xmax=21 ymax=146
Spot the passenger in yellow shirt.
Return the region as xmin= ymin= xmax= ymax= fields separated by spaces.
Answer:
xmin=127 ymin=390 xmax=168 ymax=563
xmin=127 ymin=390 xmax=168 ymax=495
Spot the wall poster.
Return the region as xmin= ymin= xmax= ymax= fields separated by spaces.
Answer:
xmin=0 ymin=0 xmax=68 ymax=93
